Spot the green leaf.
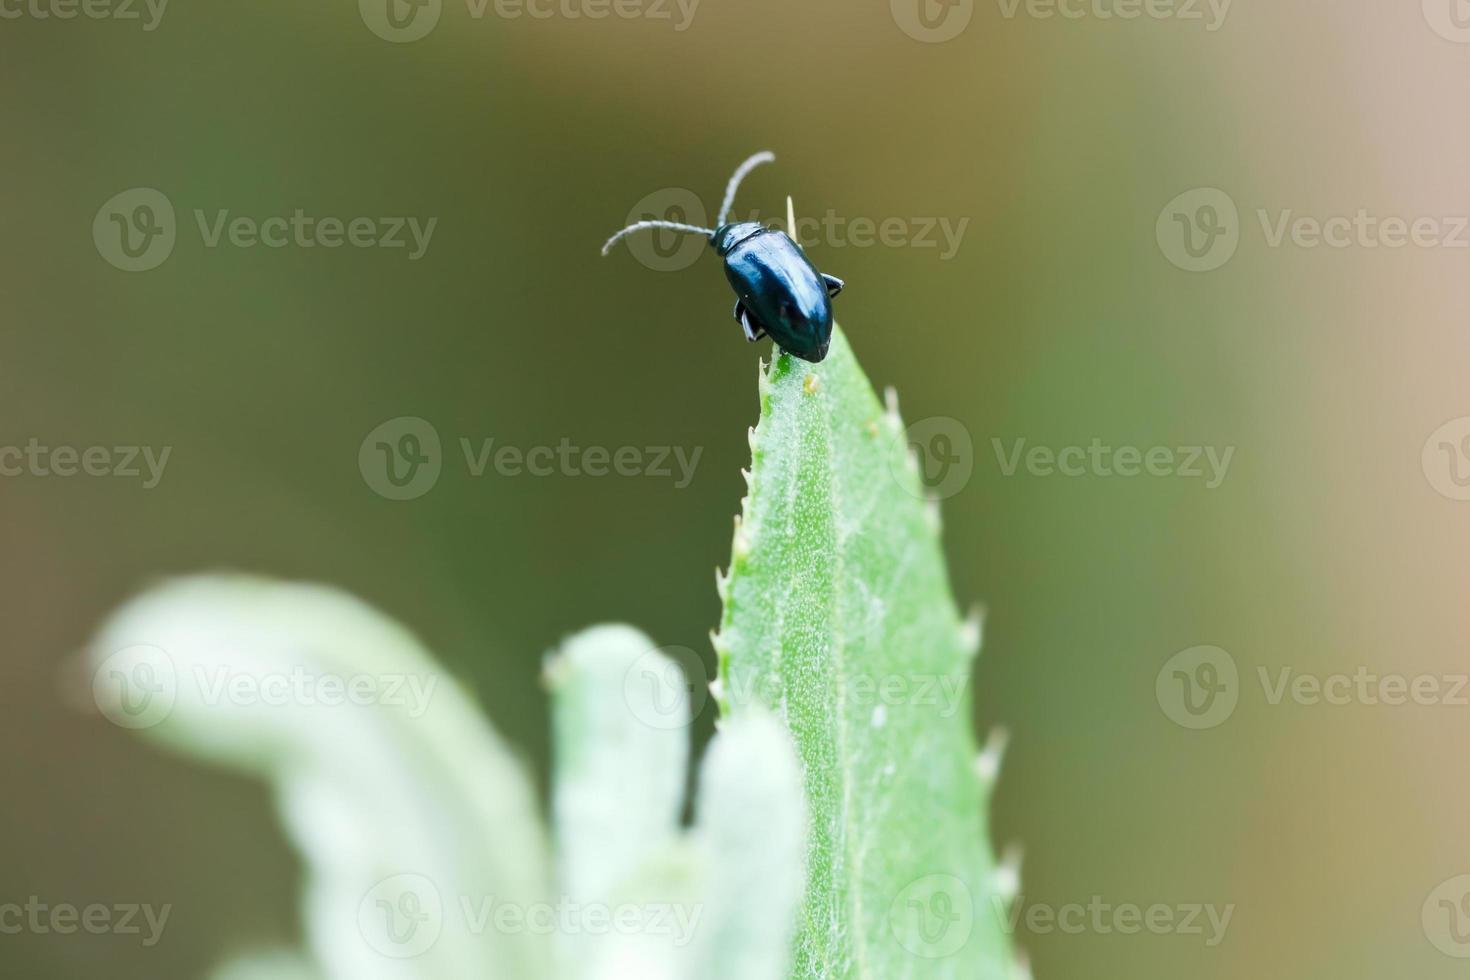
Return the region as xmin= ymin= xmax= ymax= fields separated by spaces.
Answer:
xmin=714 ymin=326 xmax=1017 ymax=980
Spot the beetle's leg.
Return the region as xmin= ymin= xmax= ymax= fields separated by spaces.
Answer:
xmin=734 ymin=300 xmax=767 ymax=341
xmin=740 ymin=310 xmax=767 ymax=343
xmin=822 ymin=274 xmax=846 ymax=297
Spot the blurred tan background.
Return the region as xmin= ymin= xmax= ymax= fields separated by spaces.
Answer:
xmin=3 ymin=0 xmax=1470 ymax=976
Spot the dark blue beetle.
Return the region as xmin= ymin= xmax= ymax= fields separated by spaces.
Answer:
xmin=601 ymin=152 xmax=845 ymax=363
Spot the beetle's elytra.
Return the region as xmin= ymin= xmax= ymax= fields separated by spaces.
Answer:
xmin=601 ymin=152 xmax=845 ymax=364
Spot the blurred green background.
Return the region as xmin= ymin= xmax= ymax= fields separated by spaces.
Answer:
xmin=4 ymin=0 xmax=1470 ymax=977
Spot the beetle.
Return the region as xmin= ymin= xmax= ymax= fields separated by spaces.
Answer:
xmin=601 ymin=151 xmax=845 ymax=363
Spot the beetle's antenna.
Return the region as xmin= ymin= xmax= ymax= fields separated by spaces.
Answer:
xmin=717 ymin=150 xmax=776 ymax=227
xmin=600 ymin=219 xmax=717 ymax=257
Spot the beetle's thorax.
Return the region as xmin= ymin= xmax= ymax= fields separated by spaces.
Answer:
xmin=711 ymin=222 xmax=770 ymax=256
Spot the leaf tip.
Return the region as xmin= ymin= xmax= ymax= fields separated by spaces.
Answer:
xmin=994 ymin=843 xmax=1024 ymax=902
xmin=540 ymin=650 xmax=572 ymax=691
xmin=960 ymin=605 xmax=985 ymax=656
xmin=732 ymin=515 xmax=751 ymax=559
xmin=923 ymin=495 xmax=943 ymax=532
xmin=975 ymin=726 xmax=1009 ymax=784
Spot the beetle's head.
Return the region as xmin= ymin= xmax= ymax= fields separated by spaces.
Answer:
xmin=711 ymin=222 xmax=768 ymax=256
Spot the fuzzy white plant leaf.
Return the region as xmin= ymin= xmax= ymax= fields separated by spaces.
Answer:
xmin=546 ymin=628 xmax=806 ymax=980
xmin=690 ymin=712 xmax=807 ymax=980
xmin=545 ymin=625 xmax=690 ymax=973
xmin=86 ymin=576 xmax=552 ymax=980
